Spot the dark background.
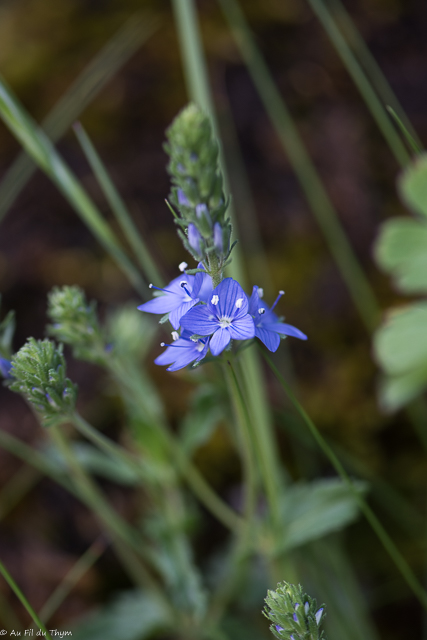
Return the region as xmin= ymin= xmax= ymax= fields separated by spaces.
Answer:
xmin=0 ymin=0 xmax=426 ymax=636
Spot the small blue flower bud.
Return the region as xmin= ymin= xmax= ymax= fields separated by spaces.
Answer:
xmin=178 ymin=189 xmax=190 ymax=206
xmin=0 ymin=357 xmax=12 ymax=379
xmin=188 ymin=223 xmax=204 ymax=259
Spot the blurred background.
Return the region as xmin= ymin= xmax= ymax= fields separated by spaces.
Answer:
xmin=0 ymin=0 xmax=427 ymax=637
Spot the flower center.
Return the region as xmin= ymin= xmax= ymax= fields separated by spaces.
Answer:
xmin=219 ymin=316 xmax=232 ymax=328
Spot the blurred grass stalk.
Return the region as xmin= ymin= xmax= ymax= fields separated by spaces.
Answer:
xmin=0 ymin=12 xmax=159 ymax=223
xmin=0 ymin=75 xmax=148 ymax=297
xmin=172 ymin=0 xmax=284 ymax=536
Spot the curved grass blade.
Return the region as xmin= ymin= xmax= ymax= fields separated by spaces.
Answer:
xmin=217 ymin=0 xmax=380 ymax=332
xmin=260 ymin=346 xmax=427 ymax=611
xmin=0 ymin=75 xmax=147 ymax=297
xmin=0 ymin=558 xmax=53 ymax=639
xmin=328 ymin=0 xmax=422 ymax=150
xmin=306 ymin=0 xmax=410 ymax=168
xmin=0 ymin=12 xmax=159 ymax=223
xmin=73 ymin=122 xmax=163 ymax=285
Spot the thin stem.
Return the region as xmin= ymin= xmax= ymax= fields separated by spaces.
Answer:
xmin=218 ymin=0 xmax=380 ymax=332
xmin=73 ymin=122 xmax=163 ymax=285
xmin=306 ymin=0 xmax=409 ymax=168
xmin=261 ymin=347 xmax=427 ymax=611
xmin=225 ymin=359 xmax=258 ymax=521
xmin=33 ymin=538 xmax=106 ymax=627
xmin=0 ymin=558 xmax=53 ymax=639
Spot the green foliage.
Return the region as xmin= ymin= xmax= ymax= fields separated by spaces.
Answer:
xmin=278 ymin=479 xmax=367 ymax=552
xmin=8 ymin=338 xmax=77 ymax=427
xmin=47 ymin=286 xmax=106 ymax=363
xmin=374 ymin=153 xmax=427 ymax=410
xmin=0 ymin=295 xmax=15 ymax=360
xmin=165 ymin=103 xmax=233 ymax=279
xmin=264 ymin=581 xmax=326 ymax=640
xmin=71 ymin=590 xmax=173 ymax=640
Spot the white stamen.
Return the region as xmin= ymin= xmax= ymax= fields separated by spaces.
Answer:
xmin=258 ymin=308 xmax=266 ymax=314
xmin=279 ymin=290 xmax=285 ymax=295
xmin=179 ymin=261 xmax=188 ymax=272
xmin=196 ymin=342 xmax=205 ymax=352
xmin=235 ymin=297 xmax=244 ymax=308
xmin=258 ymin=288 xmax=264 ymax=298
xmin=211 ymin=295 xmax=219 ymax=305
xmin=171 ymin=331 xmax=179 ymax=341
xmin=160 ymin=342 xmax=166 ymax=347
xmin=149 ymin=283 xmax=153 ymax=288
xmin=180 ymin=280 xmax=188 ymax=288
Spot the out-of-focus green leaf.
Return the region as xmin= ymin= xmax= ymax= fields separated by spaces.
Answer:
xmin=45 ymin=442 xmax=140 ymax=486
xmin=71 ymin=590 xmax=172 ymax=640
xmin=374 ymin=218 xmax=427 ymax=293
xmin=374 ymin=303 xmax=427 ymax=375
xmin=399 ymin=153 xmax=427 ymax=218
xmin=374 ymin=303 xmax=427 ymax=410
xmin=278 ymin=479 xmax=367 ymax=552
xmin=179 ymin=384 xmax=224 ymax=454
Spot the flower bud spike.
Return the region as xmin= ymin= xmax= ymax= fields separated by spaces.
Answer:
xmin=270 ymin=290 xmax=285 ymax=312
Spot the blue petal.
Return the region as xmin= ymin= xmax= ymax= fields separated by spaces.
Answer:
xmin=169 ymin=299 xmax=198 ymax=330
xmin=138 ymin=294 xmax=182 ymax=315
xmin=0 ymin=358 xmax=12 ymax=379
xmin=180 ymin=305 xmax=218 ymax=335
xmin=209 ymin=329 xmax=231 ymax=355
xmin=255 ymin=327 xmax=280 ymax=352
xmin=228 ymin=314 xmax=255 ymax=341
xmin=154 ymin=343 xmax=182 ymax=366
xmin=210 ymin=278 xmax=248 ymax=318
xmin=248 ymin=285 xmax=261 ymax=316
xmin=264 ymin=322 xmax=307 ymax=340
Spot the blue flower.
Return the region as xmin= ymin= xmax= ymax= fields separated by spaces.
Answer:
xmin=138 ymin=265 xmax=212 ymax=330
xmin=154 ymin=330 xmax=209 ymax=371
xmin=0 ymin=357 xmax=12 ymax=379
xmin=180 ymin=278 xmax=255 ymax=356
xmin=249 ymin=286 xmax=307 ymax=352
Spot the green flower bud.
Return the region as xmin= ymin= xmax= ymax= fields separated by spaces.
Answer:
xmin=47 ymin=286 xmax=106 ymax=364
xmin=264 ymin=581 xmax=326 ymax=640
xmin=8 ymin=338 xmax=77 ymax=427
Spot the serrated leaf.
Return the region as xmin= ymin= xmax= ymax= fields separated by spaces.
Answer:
xmin=373 ymin=302 xmax=427 ymax=375
xmin=399 ymin=152 xmax=427 ymax=218
xmin=71 ymin=590 xmax=172 ymax=640
xmin=278 ymin=479 xmax=367 ymax=552
xmin=374 ymin=218 xmax=427 ymax=293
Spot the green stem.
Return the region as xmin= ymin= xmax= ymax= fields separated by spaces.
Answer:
xmin=218 ymin=0 xmax=380 ymax=332
xmin=261 ymin=347 xmax=427 ymax=611
xmin=225 ymin=360 xmax=258 ymax=520
xmin=0 ymin=559 xmax=53 ymax=639
xmin=306 ymin=0 xmax=410 ymax=168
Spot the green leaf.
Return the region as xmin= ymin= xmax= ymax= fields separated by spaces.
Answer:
xmin=278 ymin=478 xmax=367 ymax=552
xmin=179 ymin=384 xmax=225 ymax=454
xmin=399 ymin=152 xmax=427 ymax=218
xmin=374 ymin=218 xmax=427 ymax=293
xmin=378 ymin=368 xmax=427 ymax=412
xmin=374 ymin=302 xmax=427 ymax=375
xmin=71 ymin=590 xmax=172 ymax=640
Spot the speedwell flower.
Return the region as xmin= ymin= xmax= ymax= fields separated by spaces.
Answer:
xmin=138 ymin=265 xmax=212 ymax=330
xmin=249 ymin=286 xmax=307 ymax=352
xmin=180 ymin=278 xmax=255 ymax=356
xmin=154 ymin=330 xmax=209 ymax=372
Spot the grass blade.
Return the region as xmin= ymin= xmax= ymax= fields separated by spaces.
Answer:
xmin=73 ymin=122 xmax=163 ymax=285
xmin=0 ymin=75 xmax=147 ymax=297
xmin=306 ymin=0 xmax=410 ymax=168
xmin=328 ymin=0 xmax=422 ymax=149
xmin=0 ymin=12 xmax=159 ymax=222
xmin=218 ymin=0 xmax=380 ymax=332
xmin=261 ymin=346 xmax=427 ymax=611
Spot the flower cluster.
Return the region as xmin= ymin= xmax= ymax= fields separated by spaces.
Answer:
xmin=138 ymin=265 xmax=306 ymax=372
xmin=8 ymin=338 xmax=77 ymax=427
xmin=165 ymin=103 xmax=234 ymax=287
xmin=264 ymin=581 xmax=326 ymax=640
